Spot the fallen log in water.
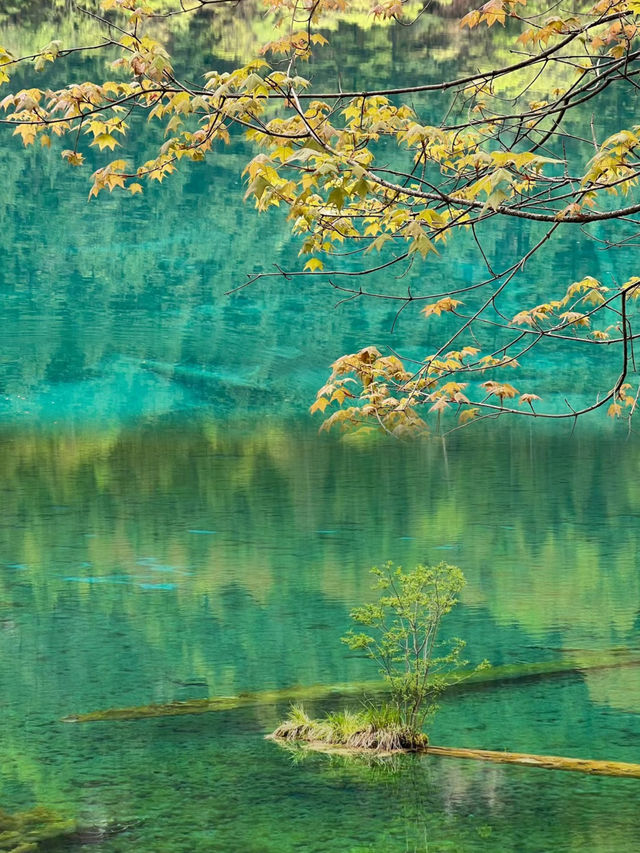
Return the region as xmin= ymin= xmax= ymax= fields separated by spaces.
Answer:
xmin=426 ymin=745 xmax=640 ymax=779
xmin=268 ymin=737 xmax=640 ymax=779
xmin=61 ymin=682 xmax=377 ymax=723
xmin=62 ymin=649 xmax=640 ymax=724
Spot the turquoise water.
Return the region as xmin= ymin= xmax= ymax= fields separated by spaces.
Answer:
xmin=0 ymin=5 xmax=639 ymax=851
xmin=1 ymin=422 xmax=640 ymax=851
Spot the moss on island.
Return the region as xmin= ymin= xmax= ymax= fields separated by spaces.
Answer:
xmin=270 ymin=704 xmax=428 ymax=753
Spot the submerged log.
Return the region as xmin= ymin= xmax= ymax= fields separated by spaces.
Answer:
xmin=268 ymin=737 xmax=640 ymax=779
xmin=62 ymin=696 xmax=243 ymax=723
xmin=62 ymin=649 xmax=640 ymax=724
xmin=61 ymin=682 xmax=377 ymax=723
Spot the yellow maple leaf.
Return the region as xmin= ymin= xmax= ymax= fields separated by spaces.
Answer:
xmin=459 ymin=408 xmax=480 ymax=424
xmin=429 ymin=397 xmax=450 ymax=414
xmin=92 ymin=133 xmax=118 ymax=151
xmin=481 ymin=381 xmax=519 ymax=401
xmin=304 ymin=257 xmax=324 ymax=272
xmin=310 ymin=397 xmax=330 ymax=414
xmin=519 ymin=393 xmax=541 ymax=408
xmin=607 ymin=402 xmax=622 ymax=418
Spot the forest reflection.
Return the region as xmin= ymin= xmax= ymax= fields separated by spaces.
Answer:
xmin=1 ymin=418 xmax=638 ymax=703
xmin=1 ymin=418 xmax=639 ymax=851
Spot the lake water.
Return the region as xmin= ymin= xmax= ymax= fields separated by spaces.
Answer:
xmin=0 ymin=4 xmax=639 ymax=851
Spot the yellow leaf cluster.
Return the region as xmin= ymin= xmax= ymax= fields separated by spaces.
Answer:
xmin=511 ymin=302 xmax=560 ymax=327
xmin=559 ymin=311 xmax=590 ymax=328
xmin=481 ymin=381 xmax=519 ymax=401
xmin=89 ymin=159 xmax=129 ymax=198
xmin=459 ymin=408 xmax=480 ymax=424
xmin=460 ymin=0 xmax=524 ymax=29
xmin=608 ymin=384 xmax=637 ymax=418
xmin=61 ymin=150 xmax=84 ymax=166
xmin=421 ymin=298 xmax=463 ymax=318
xmin=519 ymin=393 xmax=541 ymax=407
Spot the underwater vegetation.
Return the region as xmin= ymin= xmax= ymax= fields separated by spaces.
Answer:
xmin=0 ymin=806 xmax=75 ymax=853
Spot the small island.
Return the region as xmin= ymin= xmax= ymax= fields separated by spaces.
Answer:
xmin=270 ymin=561 xmax=480 ymax=753
xmin=270 ymin=704 xmax=428 ymax=753
xmin=267 ymin=562 xmax=640 ymax=780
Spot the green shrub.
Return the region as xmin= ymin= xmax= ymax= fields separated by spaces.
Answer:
xmin=272 ymin=562 xmax=487 ymax=751
xmin=342 ymin=562 xmax=486 ymax=732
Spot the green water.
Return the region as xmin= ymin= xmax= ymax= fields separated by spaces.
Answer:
xmin=1 ymin=4 xmax=640 ymax=851
xmin=2 ymin=422 xmax=640 ymax=851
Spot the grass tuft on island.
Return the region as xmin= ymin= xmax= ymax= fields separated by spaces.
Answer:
xmin=270 ymin=704 xmax=428 ymax=753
